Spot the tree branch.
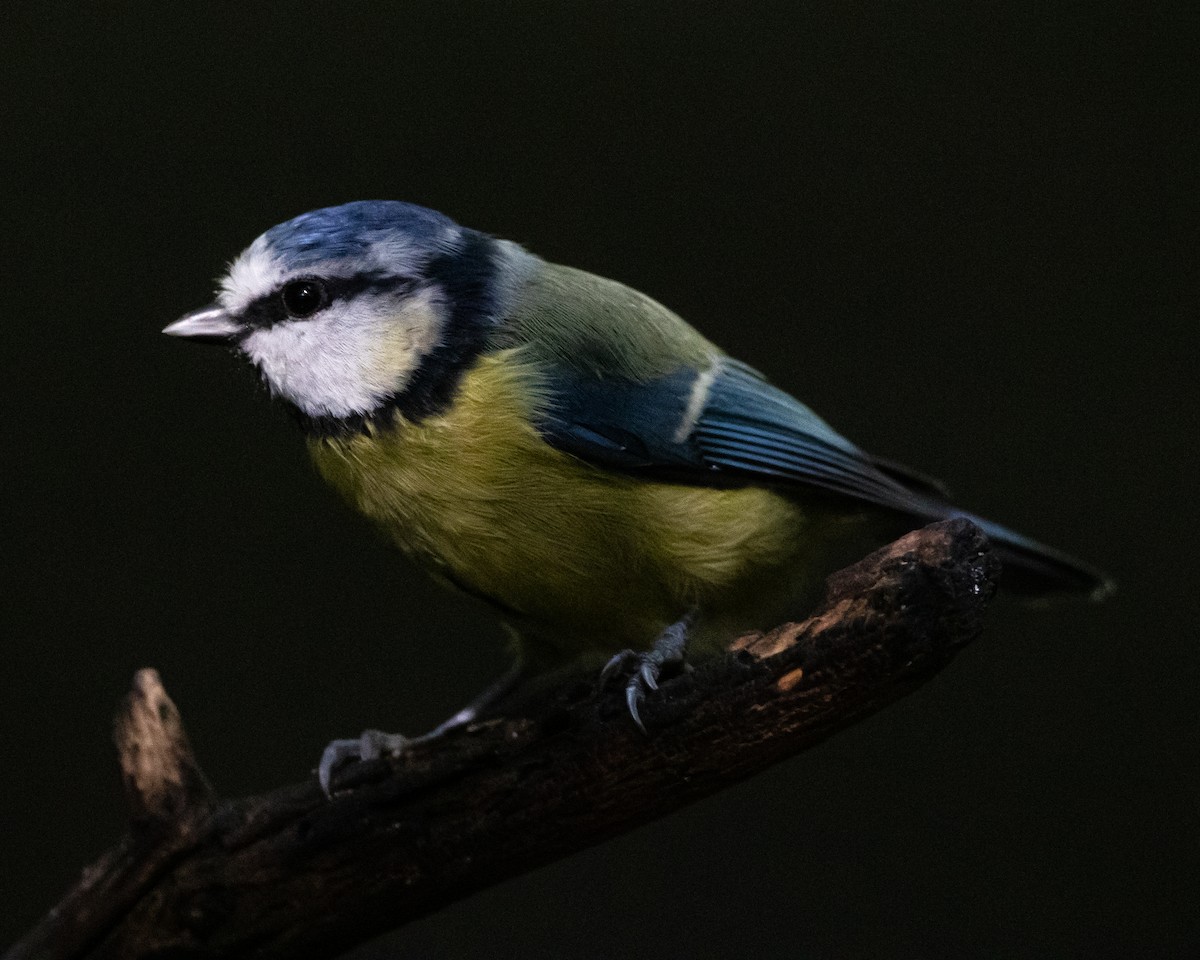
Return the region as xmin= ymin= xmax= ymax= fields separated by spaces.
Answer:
xmin=6 ymin=519 xmax=998 ymax=960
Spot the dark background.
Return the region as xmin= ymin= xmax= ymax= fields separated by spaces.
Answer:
xmin=2 ymin=3 xmax=1195 ymax=957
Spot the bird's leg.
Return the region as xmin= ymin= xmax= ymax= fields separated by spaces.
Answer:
xmin=317 ymin=660 xmax=527 ymax=796
xmin=600 ymin=610 xmax=696 ymax=733
xmin=426 ymin=660 xmax=529 ymax=737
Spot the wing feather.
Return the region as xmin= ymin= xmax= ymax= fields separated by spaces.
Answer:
xmin=514 ymin=266 xmax=1109 ymax=598
xmin=536 ymin=356 xmax=933 ymax=516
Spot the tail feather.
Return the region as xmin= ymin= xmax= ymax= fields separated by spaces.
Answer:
xmin=944 ymin=510 xmax=1114 ymax=601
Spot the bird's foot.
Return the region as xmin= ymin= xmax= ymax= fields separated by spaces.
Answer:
xmin=600 ymin=611 xmax=695 ymax=732
xmin=315 ymin=662 xmax=528 ymax=797
xmin=317 ymin=729 xmax=411 ymax=797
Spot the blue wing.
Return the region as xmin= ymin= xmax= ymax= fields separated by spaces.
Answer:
xmin=537 ymin=357 xmax=934 ymax=516
xmin=535 ymin=357 xmax=1111 ymax=597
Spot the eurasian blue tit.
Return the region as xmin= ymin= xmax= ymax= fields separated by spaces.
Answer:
xmin=165 ymin=200 xmax=1110 ymax=788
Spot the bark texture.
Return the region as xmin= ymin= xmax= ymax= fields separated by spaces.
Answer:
xmin=6 ymin=519 xmax=999 ymax=960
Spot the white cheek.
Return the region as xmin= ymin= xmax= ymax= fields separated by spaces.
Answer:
xmin=241 ymin=290 xmax=444 ymax=419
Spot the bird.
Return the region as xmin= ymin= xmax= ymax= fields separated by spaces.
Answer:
xmin=164 ymin=200 xmax=1111 ymax=792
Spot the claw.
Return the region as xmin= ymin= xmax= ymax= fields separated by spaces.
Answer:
xmin=601 ymin=649 xmax=638 ymax=684
xmin=602 ymin=611 xmax=695 ymax=732
xmin=627 ymin=683 xmax=647 ymax=733
xmin=314 ymin=663 xmax=527 ymax=798
xmin=317 ymin=729 xmax=409 ymax=797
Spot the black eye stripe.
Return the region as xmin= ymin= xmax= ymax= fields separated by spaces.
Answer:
xmin=239 ymin=271 xmax=417 ymax=329
xmin=294 ymin=229 xmax=501 ymax=436
xmin=322 ymin=272 xmax=417 ymax=302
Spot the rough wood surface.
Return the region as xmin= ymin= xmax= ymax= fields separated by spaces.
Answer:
xmin=115 ymin=669 xmax=216 ymax=823
xmin=5 ymin=519 xmax=998 ymax=960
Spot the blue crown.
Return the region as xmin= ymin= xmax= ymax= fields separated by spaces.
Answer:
xmin=263 ymin=201 xmax=459 ymax=270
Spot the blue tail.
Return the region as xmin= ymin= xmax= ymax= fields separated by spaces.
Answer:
xmin=941 ymin=509 xmax=1114 ymax=600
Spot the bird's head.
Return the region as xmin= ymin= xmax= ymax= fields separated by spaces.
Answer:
xmin=165 ymin=201 xmax=531 ymax=432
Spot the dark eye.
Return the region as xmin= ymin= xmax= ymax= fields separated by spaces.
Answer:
xmin=280 ymin=279 xmax=327 ymax=317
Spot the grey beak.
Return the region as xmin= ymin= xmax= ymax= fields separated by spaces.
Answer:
xmin=163 ymin=304 xmax=243 ymax=344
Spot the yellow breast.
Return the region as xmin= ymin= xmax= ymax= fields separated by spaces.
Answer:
xmin=308 ymin=351 xmax=838 ymax=662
